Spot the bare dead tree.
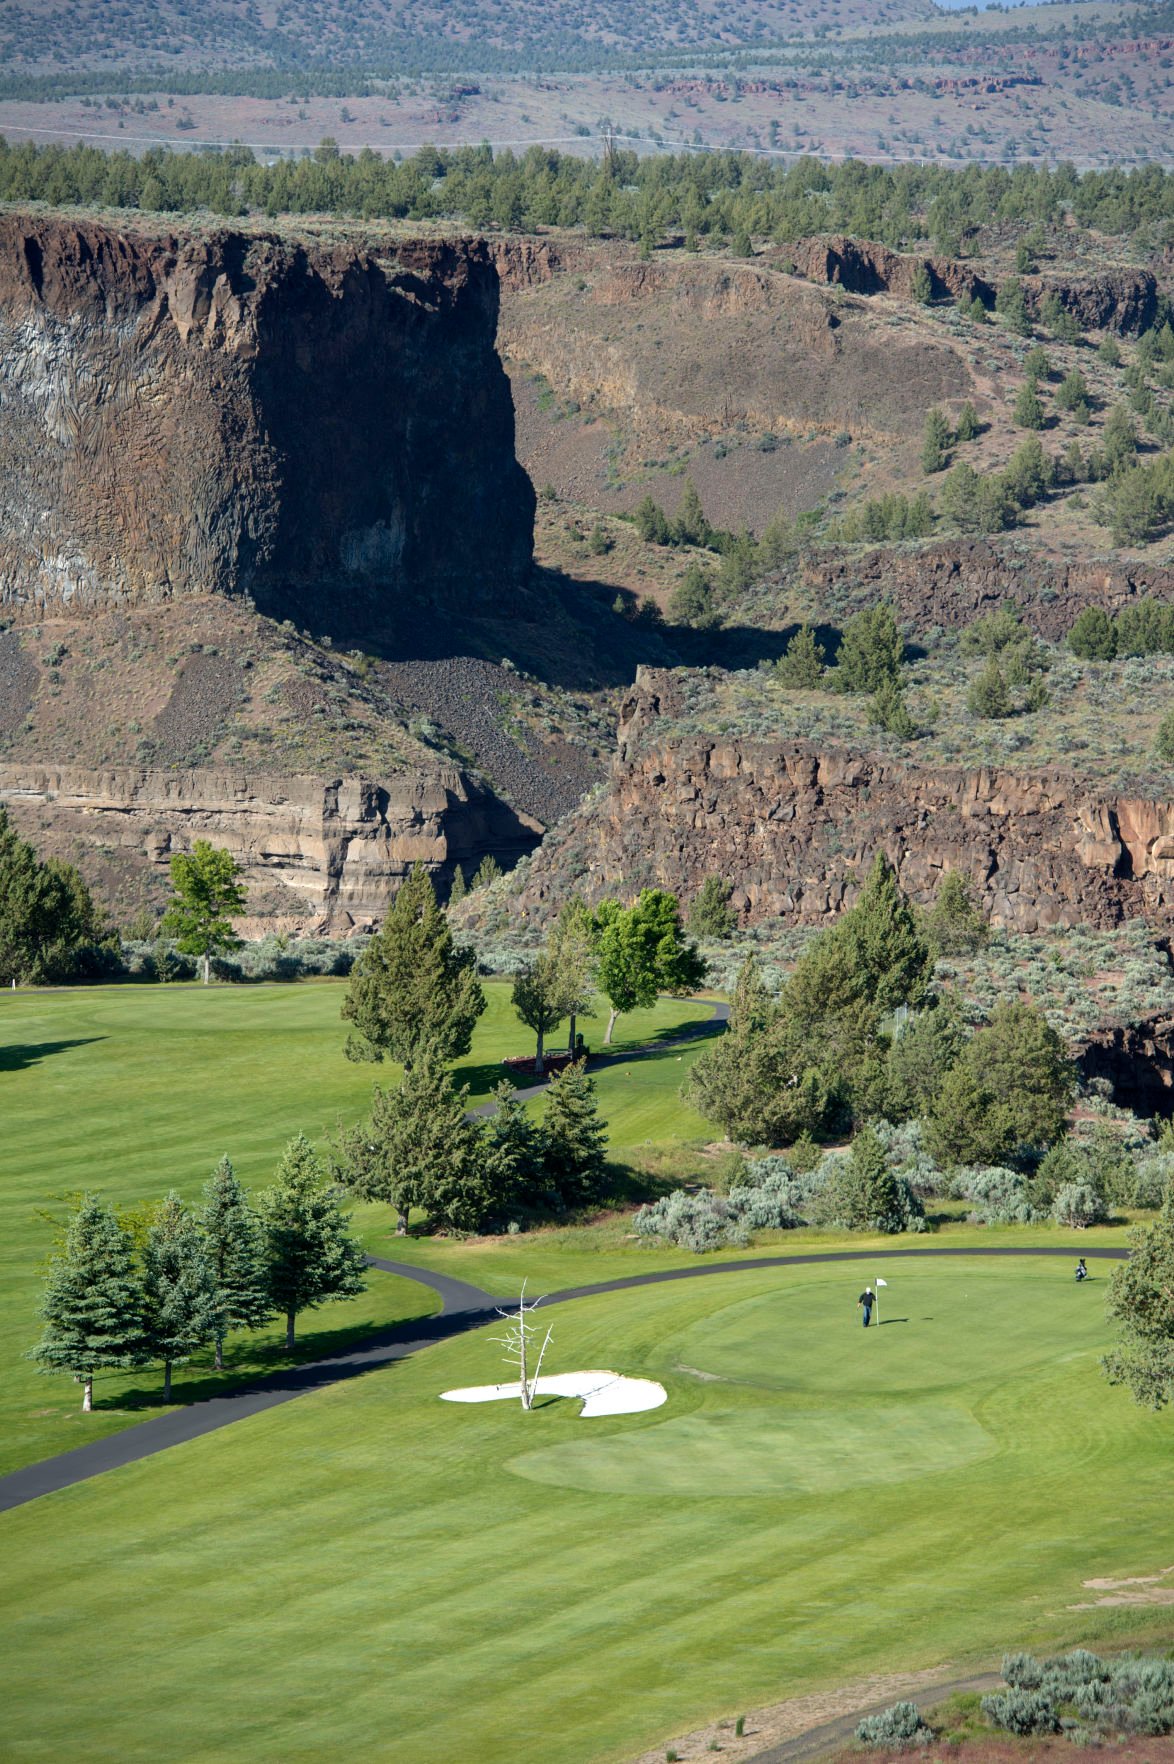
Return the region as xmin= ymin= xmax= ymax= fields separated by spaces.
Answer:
xmin=491 ymin=1280 xmax=553 ymax=1411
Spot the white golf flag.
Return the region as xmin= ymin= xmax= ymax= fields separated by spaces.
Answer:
xmin=875 ymin=1278 xmax=888 ymax=1287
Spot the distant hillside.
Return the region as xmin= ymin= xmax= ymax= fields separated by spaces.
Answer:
xmin=2 ymin=0 xmax=940 ymax=80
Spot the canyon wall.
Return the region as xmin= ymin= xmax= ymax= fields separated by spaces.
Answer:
xmin=0 ymin=215 xmax=534 ymax=632
xmin=0 ymin=763 xmax=541 ymax=934
xmin=521 ymin=668 xmax=1174 ymax=934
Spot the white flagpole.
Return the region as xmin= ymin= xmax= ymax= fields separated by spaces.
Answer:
xmin=875 ymin=1279 xmax=880 ymax=1328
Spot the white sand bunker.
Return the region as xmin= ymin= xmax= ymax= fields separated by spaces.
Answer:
xmin=440 ymin=1370 xmax=667 ymax=1418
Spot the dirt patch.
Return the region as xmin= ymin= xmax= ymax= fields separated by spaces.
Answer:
xmin=629 ymin=1667 xmax=974 ymax=1764
xmin=0 ymin=629 xmax=38 ymax=738
xmin=1072 ymin=1566 xmax=1174 ymax=1608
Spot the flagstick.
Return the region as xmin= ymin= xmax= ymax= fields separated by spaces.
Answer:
xmin=875 ymin=1278 xmax=880 ymax=1328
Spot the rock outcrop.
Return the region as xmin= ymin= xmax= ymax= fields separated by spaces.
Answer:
xmin=520 ymin=667 xmax=1174 ymax=934
xmin=0 ymin=763 xmax=542 ymax=934
xmin=793 ymin=233 xmax=1158 ymax=336
xmin=802 ymin=539 xmax=1174 ymax=640
xmin=0 ymin=214 xmax=534 ymax=632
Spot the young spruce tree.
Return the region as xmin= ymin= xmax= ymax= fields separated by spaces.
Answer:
xmin=141 ymin=1192 xmax=220 ymax=1400
xmin=260 ymin=1136 xmax=367 ymax=1349
xmin=543 ymin=1062 xmax=608 ymax=1208
xmin=199 ymin=1157 xmax=271 ymax=1369
xmin=29 ymin=1194 xmax=144 ymax=1412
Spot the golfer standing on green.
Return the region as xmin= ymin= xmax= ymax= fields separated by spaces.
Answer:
xmin=858 ymin=1285 xmax=876 ymax=1329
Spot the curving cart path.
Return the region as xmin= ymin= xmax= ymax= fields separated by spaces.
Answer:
xmin=0 ymin=1240 xmax=1126 ymax=1514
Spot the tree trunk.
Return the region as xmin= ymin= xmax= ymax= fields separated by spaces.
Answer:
xmin=396 ymin=1208 xmax=408 ymax=1236
xmin=163 ymin=1359 xmax=172 ymax=1402
xmin=214 ymin=1332 xmax=224 ymax=1372
xmin=81 ymin=1374 xmax=93 ymax=1413
xmin=605 ymin=1007 xmax=619 ymax=1045
xmin=286 ymin=1310 xmax=296 ymax=1351
xmin=567 ymin=1011 xmax=577 ymax=1057
xmin=202 ymin=951 xmax=211 ymax=986
xmin=534 ymin=1027 xmax=545 ymax=1077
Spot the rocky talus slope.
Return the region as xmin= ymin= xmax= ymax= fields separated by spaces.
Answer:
xmin=520 ymin=668 xmax=1174 ymax=935
xmin=0 ymin=214 xmax=533 ymax=635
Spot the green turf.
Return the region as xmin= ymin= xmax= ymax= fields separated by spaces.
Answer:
xmin=0 ymin=980 xmax=716 ymax=1472
xmin=1 ymin=1259 xmax=1170 ymax=1764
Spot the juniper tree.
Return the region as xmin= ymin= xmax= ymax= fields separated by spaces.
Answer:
xmin=260 ymin=1136 xmax=367 ymax=1349
xmin=923 ymin=871 xmax=990 ymax=958
xmin=954 ymin=401 xmax=981 ymax=442
xmin=1104 ymin=1194 xmax=1174 ymax=1408
xmin=542 ymin=1061 xmax=608 ymax=1207
xmin=199 ymin=1157 xmax=271 ymax=1369
xmin=833 ymin=1126 xmax=907 ymax=1233
xmin=334 ymin=1045 xmax=486 ymax=1233
xmin=482 ymin=1083 xmax=546 ymax=1212
xmin=1013 ymin=382 xmax=1046 ymax=431
xmin=342 ymin=863 xmax=485 ymax=1067
xmin=29 ymin=1194 xmax=144 ymax=1412
xmin=834 ymin=603 xmax=904 ymax=694
xmin=687 ymin=876 xmax=737 ymax=940
xmin=141 ymin=1192 xmax=219 ymax=1400
xmin=775 ymin=623 xmax=826 ymax=688
xmin=0 ymin=809 xmax=104 ymax=985
xmin=921 ymin=407 xmax=951 ymax=474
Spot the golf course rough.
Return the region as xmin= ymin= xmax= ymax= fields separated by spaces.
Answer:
xmin=2 ymin=1257 xmax=1171 ymax=1764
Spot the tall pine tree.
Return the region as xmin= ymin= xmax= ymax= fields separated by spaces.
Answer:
xmin=199 ymin=1157 xmax=271 ymax=1369
xmin=342 ymin=863 xmax=485 ymax=1067
xmin=29 ymin=1194 xmax=144 ymax=1411
xmin=543 ymin=1062 xmax=608 ymax=1207
xmin=333 ymin=1047 xmax=485 ymax=1233
xmin=142 ymin=1192 xmax=220 ymax=1400
xmin=260 ymin=1136 xmax=368 ymax=1348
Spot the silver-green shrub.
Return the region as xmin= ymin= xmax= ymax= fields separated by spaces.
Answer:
xmin=981 ymin=1690 xmax=1061 ymax=1735
xmin=1051 ymin=1181 xmax=1108 ymax=1228
xmin=856 ymin=1703 xmax=930 ymax=1747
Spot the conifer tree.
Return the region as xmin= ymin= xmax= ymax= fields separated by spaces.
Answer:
xmin=29 ymin=1194 xmax=144 ymax=1412
xmin=775 ymin=623 xmax=826 ymax=688
xmin=923 ymin=871 xmax=990 ymax=958
xmin=954 ymin=401 xmax=981 ymax=443
xmin=342 ymin=863 xmax=485 ymax=1067
xmin=1104 ymin=1194 xmax=1174 ymax=1408
xmin=260 ymin=1136 xmax=367 ymax=1348
xmin=334 ymin=1047 xmax=485 ymax=1233
xmin=835 ymin=851 xmax=934 ymax=1014
xmin=482 ymin=1083 xmax=545 ymax=1212
xmin=141 ymin=1192 xmax=219 ymax=1400
xmin=834 ymin=603 xmax=904 ymax=694
xmin=674 ymin=477 xmax=711 ymax=546
xmin=199 ymin=1157 xmax=271 ymax=1369
xmin=921 ymin=407 xmax=951 ymax=474
xmin=833 ymin=1126 xmax=906 ymax=1233
xmin=542 ymin=1062 xmax=608 ymax=1207
xmin=447 ymin=865 xmax=468 ymax=907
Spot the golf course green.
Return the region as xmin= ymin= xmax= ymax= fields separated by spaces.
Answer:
xmin=0 ymin=979 xmax=717 ymax=1472
xmin=2 ymin=1258 xmax=1170 ymax=1764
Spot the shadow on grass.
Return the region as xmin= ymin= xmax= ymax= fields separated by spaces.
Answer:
xmin=99 ymin=1302 xmax=454 ymax=1414
xmin=0 ymin=1036 xmax=105 ymax=1073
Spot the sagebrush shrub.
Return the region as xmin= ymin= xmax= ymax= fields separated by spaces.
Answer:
xmin=856 ymin=1702 xmax=930 ymax=1747
xmin=981 ymin=1689 xmax=1060 ymax=1735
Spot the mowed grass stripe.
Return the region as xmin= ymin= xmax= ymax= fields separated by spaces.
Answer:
xmin=2 ymin=1262 xmax=1170 ymax=1764
xmin=0 ymin=981 xmax=716 ymax=1472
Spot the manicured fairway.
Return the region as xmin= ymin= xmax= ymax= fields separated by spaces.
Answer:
xmin=2 ymin=1259 xmax=1169 ymax=1764
xmin=0 ymin=981 xmax=716 ymax=1472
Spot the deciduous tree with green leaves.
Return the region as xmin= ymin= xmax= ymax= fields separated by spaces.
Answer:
xmin=141 ymin=1192 xmax=219 ymax=1400
xmin=29 ymin=1194 xmax=144 ymax=1412
xmin=594 ymin=890 xmax=706 ymax=1044
xmin=549 ymin=895 xmax=598 ymax=1057
xmin=342 ymin=863 xmax=485 ymax=1067
xmin=161 ymin=840 xmax=247 ymax=985
xmin=260 ymin=1136 xmax=367 ymax=1348
xmin=511 ymin=954 xmax=568 ymax=1076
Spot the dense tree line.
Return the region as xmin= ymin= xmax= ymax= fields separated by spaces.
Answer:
xmin=0 ymin=808 xmax=106 ymax=984
xmin=30 ymin=1144 xmax=367 ymax=1409
xmin=4 ymin=135 xmax=1174 ymax=250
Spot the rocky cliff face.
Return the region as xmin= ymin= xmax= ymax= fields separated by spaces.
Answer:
xmin=0 ymin=762 xmax=541 ymax=934
xmin=521 ymin=668 xmax=1174 ymax=934
xmin=802 ymin=539 xmax=1174 ymax=640
xmin=0 ymin=215 xmax=534 ymax=633
xmin=792 ymin=233 xmax=1158 ymax=336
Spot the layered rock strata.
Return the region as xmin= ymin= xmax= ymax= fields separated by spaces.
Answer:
xmin=0 ymin=764 xmax=541 ymax=934
xmin=520 ymin=668 xmax=1174 ymax=934
xmin=0 ymin=215 xmax=534 ymax=630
